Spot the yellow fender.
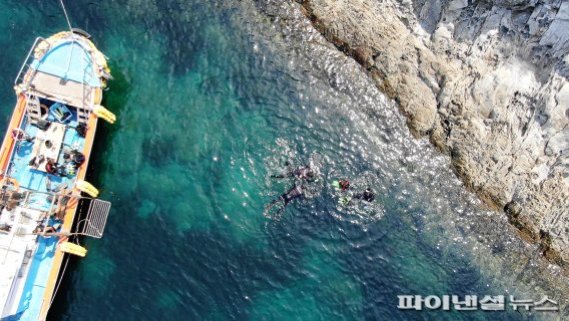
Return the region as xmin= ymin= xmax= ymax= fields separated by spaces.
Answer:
xmin=76 ymin=180 xmax=99 ymax=198
xmin=93 ymin=105 xmax=116 ymax=124
xmin=59 ymin=242 xmax=87 ymax=257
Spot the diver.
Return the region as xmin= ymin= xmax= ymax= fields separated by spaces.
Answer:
xmin=353 ymin=187 xmax=375 ymax=202
xmin=332 ymin=178 xmax=375 ymax=205
xmin=332 ymin=179 xmax=350 ymax=191
xmin=265 ymin=184 xmax=305 ymax=216
xmin=271 ymin=162 xmax=316 ymax=182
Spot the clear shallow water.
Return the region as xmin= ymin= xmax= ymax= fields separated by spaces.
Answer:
xmin=0 ymin=1 xmax=567 ymax=320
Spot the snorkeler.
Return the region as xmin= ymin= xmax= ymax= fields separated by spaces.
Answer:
xmin=332 ymin=179 xmax=375 ymax=205
xmin=332 ymin=179 xmax=350 ymax=191
xmin=353 ymin=187 xmax=375 ymax=202
xmin=265 ymin=184 xmax=305 ymax=215
xmin=271 ymin=162 xmax=316 ymax=181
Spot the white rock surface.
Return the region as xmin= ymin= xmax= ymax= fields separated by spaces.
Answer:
xmin=299 ymin=0 xmax=569 ymax=267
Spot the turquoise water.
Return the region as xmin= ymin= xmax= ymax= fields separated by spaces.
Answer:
xmin=0 ymin=1 xmax=566 ymax=320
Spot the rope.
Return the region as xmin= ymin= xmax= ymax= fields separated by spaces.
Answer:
xmin=60 ymin=0 xmax=73 ymax=32
xmin=47 ymin=233 xmax=83 ymax=309
xmin=47 ymin=233 xmax=84 ymax=310
xmin=49 ymin=251 xmax=71 ymax=308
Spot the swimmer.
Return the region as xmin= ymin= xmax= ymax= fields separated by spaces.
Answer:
xmin=353 ymin=187 xmax=375 ymax=202
xmin=333 ymin=179 xmax=375 ymax=205
xmin=332 ymin=179 xmax=350 ymax=191
xmin=265 ymin=184 xmax=305 ymax=216
xmin=271 ymin=163 xmax=316 ymax=181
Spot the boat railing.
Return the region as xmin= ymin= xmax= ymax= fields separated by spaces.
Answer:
xmin=14 ymin=37 xmax=46 ymax=89
xmin=0 ymin=186 xmax=63 ymax=215
xmin=0 ymin=185 xmax=111 ymax=238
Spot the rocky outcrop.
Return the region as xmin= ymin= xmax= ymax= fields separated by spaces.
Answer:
xmin=297 ymin=0 xmax=569 ymax=268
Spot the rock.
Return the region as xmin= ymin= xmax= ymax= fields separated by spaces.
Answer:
xmin=398 ymin=76 xmax=437 ymax=135
xmin=494 ymin=0 xmax=528 ymax=5
xmin=419 ymin=0 xmax=443 ymax=33
xmin=353 ymin=45 xmax=374 ymax=69
xmin=545 ymin=132 xmax=569 ymax=156
xmin=539 ymin=2 xmax=569 ymax=57
xmin=298 ymin=0 xmax=569 ymax=270
xmin=447 ymin=0 xmax=468 ymax=12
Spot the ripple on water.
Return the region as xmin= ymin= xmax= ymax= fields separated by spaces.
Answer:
xmin=14 ymin=0 xmax=564 ymax=320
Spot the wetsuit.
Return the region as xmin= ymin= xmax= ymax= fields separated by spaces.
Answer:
xmin=353 ymin=188 xmax=375 ymax=202
xmin=281 ymin=185 xmax=304 ymax=205
xmin=271 ymin=166 xmax=315 ymax=181
xmin=266 ymin=185 xmax=305 ymax=215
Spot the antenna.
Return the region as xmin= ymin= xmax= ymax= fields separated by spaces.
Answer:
xmin=59 ymin=0 xmax=75 ymax=81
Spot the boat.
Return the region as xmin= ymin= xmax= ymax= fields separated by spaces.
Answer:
xmin=0 ymin=29 xmax=114 ymax=321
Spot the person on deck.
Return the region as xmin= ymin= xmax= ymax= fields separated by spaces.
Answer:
xmin=11 ymin=129 xmax=33 ymax=143
xmin=45 ymin=159 xmax=58 ymax=175
xmin=34 ymin=221 xmax=63 ymax=236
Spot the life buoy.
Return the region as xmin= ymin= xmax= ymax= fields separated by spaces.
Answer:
xmin=0 ymin=177 xmax=20 ymax=190
xmin=40 ymin=104 xmax=49 ymax=117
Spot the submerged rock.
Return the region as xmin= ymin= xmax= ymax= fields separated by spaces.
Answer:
xmin=297 ymin=0 xmax=569 ymax=269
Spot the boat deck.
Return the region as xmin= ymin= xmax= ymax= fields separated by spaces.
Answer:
xmin=0 ymin=106 xmax=86 ymax=320
xmin=9 ymin=110 xmax=85 ymax=194
xmin=29 ymin=72 xmax=92 ymax=110
xmin=0 ymin=207 xmax=45 ymax=318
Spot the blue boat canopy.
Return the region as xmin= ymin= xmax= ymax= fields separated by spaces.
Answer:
xmin=31 ymin=41 xmax=101 ymax=87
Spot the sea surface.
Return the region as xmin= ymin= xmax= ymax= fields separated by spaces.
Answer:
xmin=0 ymin=1 xmax=566 ymax=320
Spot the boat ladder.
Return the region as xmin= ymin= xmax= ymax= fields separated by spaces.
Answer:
xmin=76 ymin=198 xmax=111 ymax=238
xmin=24 ymin=93 xmax=42 ymax=125
xmin=78 ymin=64 xmax=93 ymax=124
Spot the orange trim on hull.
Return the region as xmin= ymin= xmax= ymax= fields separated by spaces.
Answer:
xmin=37 ymin=113 xmax=99 ymax=321
xmin=0 ymin=95 xmax=27 ymax=177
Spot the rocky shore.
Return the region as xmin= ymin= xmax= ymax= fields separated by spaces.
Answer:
xmin=295 ymin=0 xmax=569 ymax=269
